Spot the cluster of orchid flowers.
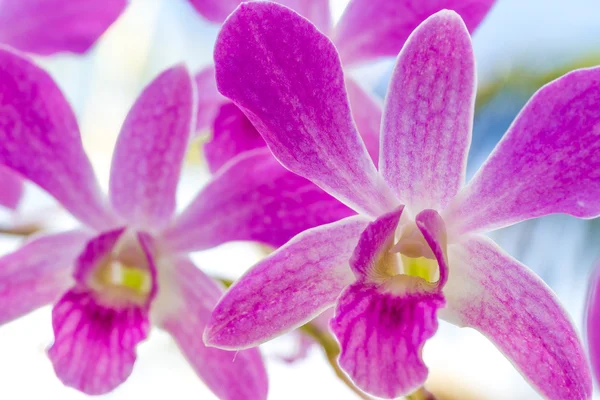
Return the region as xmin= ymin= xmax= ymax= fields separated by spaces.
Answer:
xmin=0 ymin=1 xmax=599 ymax=399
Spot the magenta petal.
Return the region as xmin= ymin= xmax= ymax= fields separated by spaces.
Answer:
xmin=446 ymin=67 xmax=600 ymax=235
xmin=332 ymin=0 xmax=495 ymax=66
xmin=204 ymin=103 xmax=267 ymax=173
xmin=109 ymin=65 xmax=195 ymax=231
xmin=204 ymin=216 xmax=369 ymax=349
xmin=586 ymin=262 xmax=600 ymax=386
xmin=331 ymin=283 xmax=444 ymax=398
xmin=73 ymin=228 xmax=125 ymax=283
xmin=0 ymin=0 xmax=126 ymax=55
xmin=194 ymin=65 xmax=226 ymax=134
xmin=276 ymin=0 xmax=332 ymax=35
xmin=48 ymin=289 xmax=149 ymax=395
xmin=187 ymin=0 xmax=242 ymax=23
xmin=0 ymin=48 xmax=115 ymax=230
xmin=0 ymin=167 xmax=23 ymax=210
xmin=158 ymin=258 xmax=268 ymax=400
xmin=442 ymin=236 xmax=592 ymax=400
xmin=0 ymin=230 xmax=90 ymax=325
xmin=380 ymin=10 xmax=475 ymax=211
xmin=163 ymin=148 xmax=355 ymax=252
xmin=214 ymin=2 xmax=397 ymax=217
xmin=346 ymin=78 xmax=381 ymax=163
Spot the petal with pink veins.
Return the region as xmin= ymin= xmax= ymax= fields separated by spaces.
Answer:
xmin=157 ymin=257 xmax=268 ymax=400
xmin=441 ymin=235 xmax=592 ymax=400
xmin=0 ymin=48 xmax=115 ymax=230
xmin=214 ymin=2 xmax=397 ymax=217
xmin=332 ymin=0 xmax=495 ymax=67
xmin=276 ymin=0 xmax=332 ymax=35
xmin=109 ymin=65 xmax=195 ymax=232
xmin=445 ymin=67 xmax=600 ymax=236
xmin=204 ymin=215 xmax=369 ymax=350
xmin=0 ymin=167 xmax=23 ymax=210
xmin=163 ymin=148 xmax=355 ymax=252
xmin=0 ymin=0 xmax=126 ymax=55
xmin=380 ymin=10 xmax=475 ymax=212
xmin=194 ymin=65 xmax=226 ymax=134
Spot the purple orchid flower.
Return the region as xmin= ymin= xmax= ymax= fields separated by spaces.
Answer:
xmin=204 ymin=3 xmax=600 ymax=399
xmin=586 ymin=262 xmax=600 ymax=386
xmin=0 ymin=48 xmax=275 ymax=398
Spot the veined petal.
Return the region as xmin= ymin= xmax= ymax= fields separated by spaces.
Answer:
xmin=445 ymin=67 xmax=600 ymax=236
xmin=586 ymin=262 xmax=600 ymax=386
xmin=441 ymin=235 xmax=592 ymax=400
xmin=214 ymin=2 xmax=397 ymax=217
xmin=0 ymin=48 xmax=115 ymax=230
xmin=163 ymin=148 xmax=355 ymax=252
xmin=194 ymin=65 xmax=225 ymax=135
xmin=346 ymin=78 xmax=381 ymax=163
xmin=204 ymin=215 xmax=369 ymax=350
xmin=157 ymin=258 xmax=268 ymax=400
xmin=332 ymin=0 xmax=495 ymax=67
xmin=0 ymin=230 xmax=90 ymax=325
xmin=0 ymin=167 xmax=23 ymax=210
xmin=380 ymin=10 xmax=475 ymax=212
xmin=204 ymin=103 xmax=267 ymax=173
xmin=187 ymin=0 xmax=242 ymax=23
xmin=276 ymin=0 xmax=332 ymax=35
xmin=109 ymin=65 xmax=195 ymax=232
xmin=0 ymin=0 xmax=126 ymax=55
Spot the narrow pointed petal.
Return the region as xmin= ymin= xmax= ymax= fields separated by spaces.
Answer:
xmin=586 ymin=263 xmax=600 ymax=385
xmin=0 ymin=0 xmax=126 ymax=55
xmin=204 ymin=103 xmax=266 ymax=173
xmin=157 ymin=258 xmax=268 ymax=400
xmin=0 ymin=167 xmax=23 ymax=210
xmin=276 ymin=0 xmax=332 ymax=35
xmin=0 ymin=230 xmax=90 ymax=325
xmin=194 ymin=65 xmax=225 ymax=134
xmin=441 ymin=235 xmax=592 ymax=400
xmin=204 ymin=216 xmax=369 ymax=349
xmin=109 ymin=65 xmax=195 ymax=231
xmin=445 ymin=67 xmax=600 ymax=236
xmin=332 ymin=0 xmax=495 ymax=67
xmin=163 ymin=148 xmax=355 ymax=252
xmin=380 ymin=10 xmax=475 ymax=211
xmin=214 ymin=2 xmax=397 ymax=217
xmin=0 ymin=48 xmax=115 ymax=230
xmin=346 ymin=78 xmax=381 ymax=163
xmin=187 ymin=0 xmax=242 ymax=23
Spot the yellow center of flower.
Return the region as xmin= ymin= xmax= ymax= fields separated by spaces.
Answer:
xmin=401 ymin=255 xmax=438 ymax=283
xmin=97 ymin=261 xmax=152 ymax=296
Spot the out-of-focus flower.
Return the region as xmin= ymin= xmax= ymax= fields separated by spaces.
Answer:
xmin=586 ymin=261 xmax=600 ymax=386
xmin=0 ymin=167 xmax=23 ymax=211
xmin=205 ymin=3 xmax=600 ymax=399
xmin=0 ymin=0 xmax=127 ymax=55
xmin=0 ymin=48 xmax=280 ymax=398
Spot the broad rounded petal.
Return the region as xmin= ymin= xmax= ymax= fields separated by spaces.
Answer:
xmin=157 ymin=258 xmax=268 ymax=400
xmin=276 ymin=0 xmax=332 ymax=35
xmin=163 ymin=148 xmax=355 ymax=252
xmin=331 ymin=283 xmax=444 ymax=398
xmin=346 ymin=78 xmax=381 ymax=163
xmin=0 ymin=167 xmax=23 ymax=210
xmin=380 ymin=10 xmax=475 ymax=211
xmin=441 ymin=235 xmax=592 ymax=400
xmin=0 ymin=230 xmax=90 ymax=325
xmin=0 ymin=48 xmax=115 ymax=230
xmin=48 ymin=289 xmax=150 ymax=395
xmin=204 ymin=215 xmax=369 ymax=350
xmin=194 ymin=65 xmax=226 ymax=134
xmin=445 ymin=67 xmax=600 ymax=236
xmin=214 ymin=2 xmax=397 ymax=217
xmin=0 ymin=0 xmax=126 ymax=55
xmin=187 ymin=0 xmax=242 ymax=23
xmin=204 ymin=103 xmax=267 ymax=173
xmin=332 ymin=0 xmax=495 ymax=67
xmin=109 ymin=65 xmax=195 ymax=231
xmin=586 ymin=262 xmax=600 ymax=385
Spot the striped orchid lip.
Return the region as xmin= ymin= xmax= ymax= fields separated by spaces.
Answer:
xmin=205 ymin=3 xmax=600 ymax=399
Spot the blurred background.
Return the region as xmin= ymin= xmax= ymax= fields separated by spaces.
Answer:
xmin=0 ymin=0 xmax=599 ymax=398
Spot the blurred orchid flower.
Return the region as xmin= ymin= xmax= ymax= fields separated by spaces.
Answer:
xmin=0 ymin=0 xmax=126 ymax=55
xmin=0 ymin=48 xmax=275 ymax=398
xmin=586 ymin=262 xmax=600 ymax=386
xmin=205 ymin=3 xmax=600 ymax=399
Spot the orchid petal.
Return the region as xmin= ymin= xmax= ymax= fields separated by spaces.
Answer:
xmin=0 ymin=48 xmax=115 ymax=230
xmin=332 ymin=0 xmax=495 ymax=67
xmin=204 ymin=103 xmax=266 ymax=173
xmin=214 ymin=2 xmax=397 ymax=217
xmin=0 ymin=167 xmax=23 ymax=210
xmin=0 ymin=230 xmax=90 ymax=325
xmin=157 ymin=258 xmax=268 ymax=400
xmin=415 ymin=209 xmax=449 ymax=285
xmin=441 ymin=235 xmax=592 ymax=400
xmin=187 ymin=0 xmax=242 ymax=23
xmin=346 ymin=78 xmax=381 ymax=163
xmin=586 ymin=263 xmax=600 ymax=386
xmin=109 ymin=65 xmax=195 ymax=231
xmin=0 ymin=0 xmax=126 ymax=55
xmin=276 ymin=0 xmax=332 ymax=35
xmin=204 ymin=215 xmax=369 ymax=350
xmin=194 ymin=65 xmax=225 ymax=134
xmin=163 ymin=148 xmax=355 ymax=252
xmin=445 ymin=67 xmax=600 ymax=236
xmin=380 ymin=10 xmax=475 ymax=212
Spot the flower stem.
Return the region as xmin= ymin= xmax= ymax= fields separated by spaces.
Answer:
xmin=0 ymin=223 xmax=41 ymax=236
